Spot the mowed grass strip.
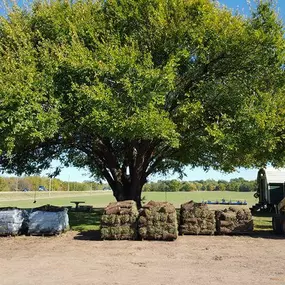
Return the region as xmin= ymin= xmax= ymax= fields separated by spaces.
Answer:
xmin=0 ymin=191 xmax=257 ymax=208
xmin=0 ymin=190 xmax=112 ymax=201
xmin=0 ymin=191 xmax=115 ymax=208
xmin=143 ymin=191 xmax=257 ymax=208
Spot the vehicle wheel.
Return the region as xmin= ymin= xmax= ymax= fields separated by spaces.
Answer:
xmin=282 ymin=220 xmax=285 ymax=235
xmin=272 ymin=216 xmax=283 ymax=234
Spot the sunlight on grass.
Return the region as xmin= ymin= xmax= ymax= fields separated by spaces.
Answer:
xmin=68 ymin=209 xmax=103 ymax=231
xmin=253 ymin=215 xmax=272 ymax=232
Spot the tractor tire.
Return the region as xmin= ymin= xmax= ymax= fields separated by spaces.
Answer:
xmin=272 ymin=216 xmax=284 ymax=235
xmin=282 ymin=220 xmax=285 ymax=235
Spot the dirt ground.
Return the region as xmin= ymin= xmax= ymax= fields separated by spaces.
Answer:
xmin=1 ymin=231 xmax=285 ymax=285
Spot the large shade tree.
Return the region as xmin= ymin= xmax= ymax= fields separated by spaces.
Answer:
xmin=1 ymin=0 xmax=285 ymax=207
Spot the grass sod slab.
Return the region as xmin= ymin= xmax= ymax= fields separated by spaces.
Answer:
xmin=138 ymin=201 xmax=178 ymax=241
xmin=100 ymin=200 xmax=139 ymax=240
xmin=179 ymin=201 xmax=215 ymax=235
xmin=215 ymin=207 xmax=253 ymax=235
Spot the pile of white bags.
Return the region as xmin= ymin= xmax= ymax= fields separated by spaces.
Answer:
xmin=28 ymin=205 xmax=69 ymax=235
xmin=0 ymin=205 xmax=69 ymax=236
xmin=0 ymin=208 xmax=25 ymax=236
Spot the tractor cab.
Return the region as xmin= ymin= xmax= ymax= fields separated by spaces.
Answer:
xmin=252 ymin=168 xmax=285 ymax=213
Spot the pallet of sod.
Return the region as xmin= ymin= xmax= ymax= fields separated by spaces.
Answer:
xmin=215 ymin=207 xmax=253 ymax=235
xmin=138 ymin=201 xmax=178 ymax=241
xmin=179 ymin=201 xmax=215 ymax=235
xmin=101 ymin=200 xmax=139 ymax=240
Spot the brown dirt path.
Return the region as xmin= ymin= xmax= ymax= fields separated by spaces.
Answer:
xmin=0 ymin=231 xmax=285 ymax=285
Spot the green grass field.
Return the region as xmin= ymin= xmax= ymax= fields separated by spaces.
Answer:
xmin=0 ymin=190 xmax=271 ymax=233
xmin=0 ymin=191 xmax=115 ymax=208
xmin=0 ymin=190 xmax=257 ymax=208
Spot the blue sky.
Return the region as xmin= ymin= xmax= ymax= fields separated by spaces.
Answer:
xmin=0 ymin=0 xmax=284 ymax=182
xmin=220 ymin=0 xmax=285 ymax=18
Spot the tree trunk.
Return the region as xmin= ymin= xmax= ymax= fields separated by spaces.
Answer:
xmin=111 ymin=180 xmax=143 ymax=209
xmin=94 ymin=139 xmax=154 ymax=209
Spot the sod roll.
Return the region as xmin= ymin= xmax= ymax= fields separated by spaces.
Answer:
xmin=101 ymin=200 xmax=139 ymax=240
xmin=179 ymin=201 xmax=215 ymax=235
xmin=138 ymin=201 xmax=178 ymax=241
xmin=215 ymin=207 xmax=253 ymax=235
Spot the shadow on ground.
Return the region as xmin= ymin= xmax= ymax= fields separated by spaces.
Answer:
xmin=74 ymin=230 xmax=101 ymax=241
xmin=72 ymin=229 xmax=285 ymax=241
xmin=248 ymin=229 xmax=285 ymax=239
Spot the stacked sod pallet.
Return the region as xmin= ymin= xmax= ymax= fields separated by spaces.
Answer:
xmin=215 ymin=207 xmax=253 ymax=234
xmin=101 ymin=200 xmax=139 ymax=240
xmin=179 ymin=201 xmax=215 ymax=235
xmin=138 ymin=201 xmax=178 ymax=241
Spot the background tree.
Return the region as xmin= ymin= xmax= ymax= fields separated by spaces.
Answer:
xmin=0 ymin=0 xmax=285 ymax=207
xmin=0 ymin=177 xmax=9 ymax=192
xmin=180 ymin=182 xmax=197 ymax=192
xmin=18 ymin=178 xmax=32 ymax=191
xmin=217 ymin=180 xmax=227 ymax=192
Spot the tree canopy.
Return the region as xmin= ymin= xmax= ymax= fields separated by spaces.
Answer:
xmin=0 ymin=0 xmax=285 ymax=206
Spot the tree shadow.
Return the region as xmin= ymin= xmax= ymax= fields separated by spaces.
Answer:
xmin=69 ymin=208 xmax=103 ymax=241
xmin=73 ymin=230 xmax=101 ymax=241
xmin=249 ymin=231 xmax=285 ymax=239
xmin=255 ymin=224 xmax=272 ymax=230
xmin=253 ymin=211 xmax=274 ymax=218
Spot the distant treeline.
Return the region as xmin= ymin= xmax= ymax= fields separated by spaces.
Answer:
xmin=0 ymin=176 xmax=256 ymax=193
xmin=0 ymin=176 xmax=110 ymax=192
xmin=143 ymin=178 xmax=256 ymax=192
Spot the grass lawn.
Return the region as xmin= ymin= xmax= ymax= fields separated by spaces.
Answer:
xmin=0 ymin=191 xmax=115 ymax=208
xmin=69 ymin=209 xmax=103 ymax=231
xmin=142 ymin=191 xmax=256 ymax=207
xmin=0 ymin=190 xmax=257 ymax=208
xmin=0 ymin=190 xmax=272 ymax=233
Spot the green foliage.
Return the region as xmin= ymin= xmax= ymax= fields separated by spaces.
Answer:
xmin=143 ymin=178 xmax=256 ymax=192
xmin=0 ymin=0 xmax=285 ymax=202
xmin=0 ymin=175 xmax=107 ymax=191
xmin=0 ymin=177 xmax=9 ymax=192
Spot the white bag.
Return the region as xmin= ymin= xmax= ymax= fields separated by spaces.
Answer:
xmin=0 ymin=208 xmax=24 ymax=235
xmin=28 ymin=209 xmax=69 ymax=235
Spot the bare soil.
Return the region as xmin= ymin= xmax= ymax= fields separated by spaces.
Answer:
xmin=1 ymin=231 xmax=285 ymax=285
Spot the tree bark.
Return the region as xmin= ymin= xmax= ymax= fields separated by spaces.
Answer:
xmin=111 ymin=179 xmax=143 ymax=209
xmin=88 ymin=139 xmax=155 ymax=209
